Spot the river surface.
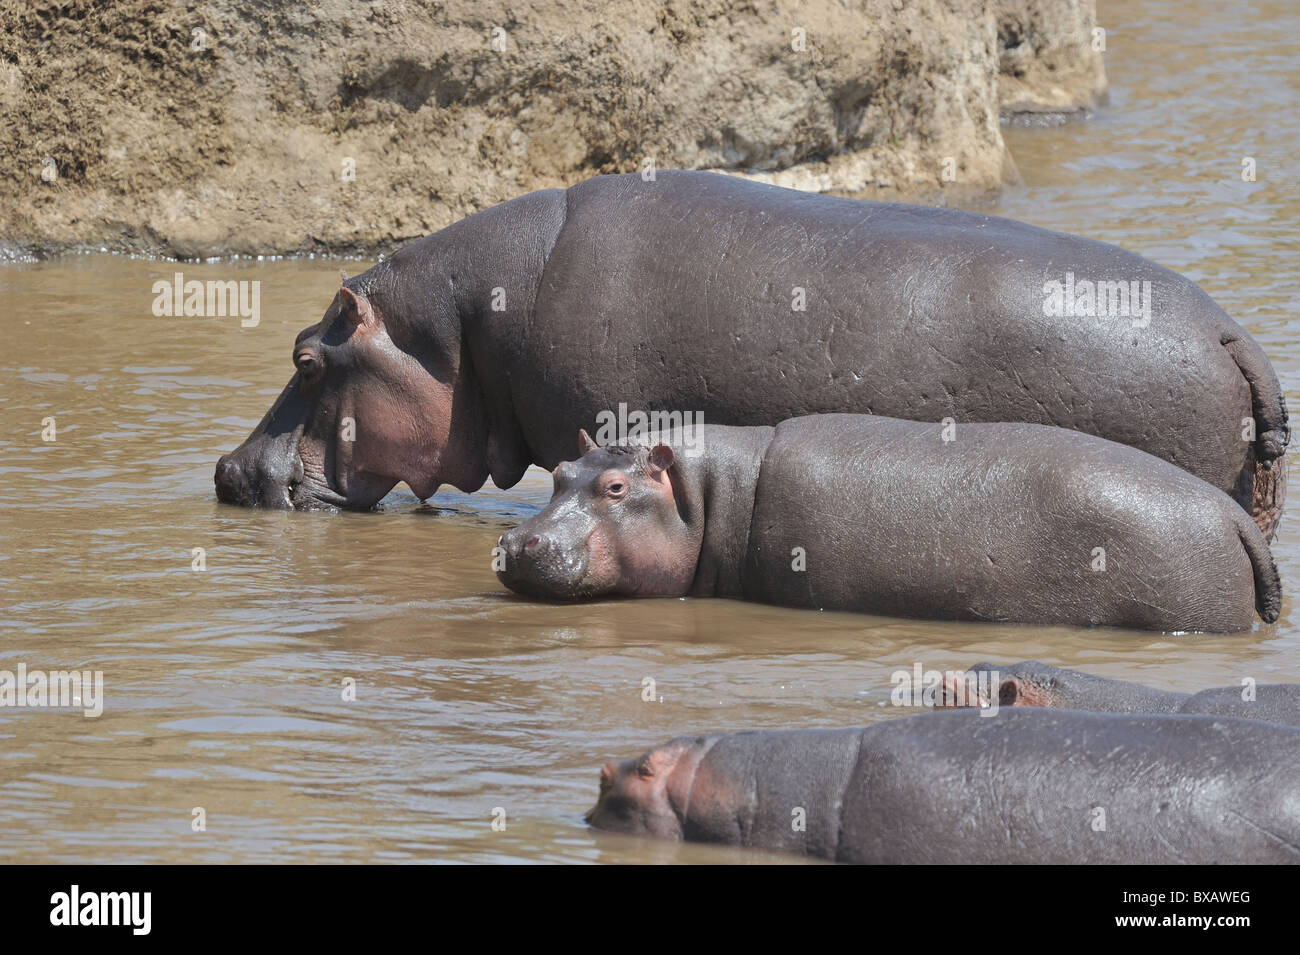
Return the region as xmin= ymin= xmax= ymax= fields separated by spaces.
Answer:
xmin=2 ymin=0 xmax=1297 ymax=863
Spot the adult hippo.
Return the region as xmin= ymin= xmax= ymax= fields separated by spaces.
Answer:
xmin=496 ymin=417 xmax=1280 ymax=632
xmin=214 ymin=171 xmax=1288 ymax=536
xmin=587 ymin=710 xmax=1300 ymax=863
xmin=946 ymin=660 xmax=1300 ymax=724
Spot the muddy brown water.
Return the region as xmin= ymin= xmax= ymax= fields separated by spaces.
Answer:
xmin=2 ymin=0 xmax=1298 ymax=863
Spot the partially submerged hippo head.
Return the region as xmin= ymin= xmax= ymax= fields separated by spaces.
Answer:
xmin=214 ymin=270 xmax=488 ymax=510
xmin=946 ymin=661 xmax=1191 ymax=714
xmin=585 ymin=739 xmax=698 ymax=839
xmin=496 ymin=430 xmax=702 ymax=600
xmin=943 ymin=660 xmax=1186 ymax=711
xmin=938 ymin=661 xmax=1075 ymax=708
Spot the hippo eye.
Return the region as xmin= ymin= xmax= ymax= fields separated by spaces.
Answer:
xmin=294 ymin=350 xmax=323 ymax=380
xmin=600 ymin=472 xmax=630 ymax=499
xmin=635 ymin=756 xmax=654 ymax=779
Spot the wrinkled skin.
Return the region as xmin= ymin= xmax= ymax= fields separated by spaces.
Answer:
xmin=215 ymin=283 xmax=491 ymax=509
xmin=498 ymin=416 xmax=1281 ymax=633
xmin=215 ymin=171 xmax=1287 ymax=537
xmin=944 ymin=660 xmax=1300 ymax=725
xmin=216 ymin=187 xmax=561 ymax=509
xmin=588 ymin=710 xmax=1300 ymax=863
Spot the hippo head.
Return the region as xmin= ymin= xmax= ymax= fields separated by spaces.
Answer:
xmin=585 ymin=739 xmax=697 ymax=838
xmin=942 ymin=661 xmax=1075 ymax=708
xmin=214 ymin=269 xmax=489 ymax=510
xmin=987 ymin=661 xmax=1076 ymax=707
xmin=496 ymin=430 xmax=702 ymax=600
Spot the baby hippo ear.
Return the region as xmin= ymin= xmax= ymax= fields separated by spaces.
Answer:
xmin=339 ymin=286 xmax=377 ymax=328
xmin=635 ymin=747 xmax=675 ymax=779
xmin=578 ymin=429 xmax=599 ymax=455
xmin=647 ymin=443 xmax=675 ymax=475
xmin=998 ymin=678 xmax=1024 ymax=707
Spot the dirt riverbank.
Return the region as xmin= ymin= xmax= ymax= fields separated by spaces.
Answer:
xmin=0 ymin=0 xmax=1106 ymax=259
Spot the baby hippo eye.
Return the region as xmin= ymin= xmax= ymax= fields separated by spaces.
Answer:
xmin=599 ymin=471 xmax=630 ymax=499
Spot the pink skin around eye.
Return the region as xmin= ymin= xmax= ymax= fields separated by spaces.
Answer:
xmin=599 ymin=471 xmax=630 ymax=497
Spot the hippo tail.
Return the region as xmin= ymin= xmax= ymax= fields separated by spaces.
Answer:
xmin=1222 ymin=334 xmax=1289 ymax=540
xmin=1235 ymin=511 xmax=1282 ymax=624
xmin=1221 ymin=333 xmax=1290 ymax=466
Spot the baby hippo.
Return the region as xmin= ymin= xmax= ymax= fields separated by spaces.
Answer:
xmin=587 ymin=710 xmax=1300 ymax=863
xmin=948 ymin=660 xmax=1300 ymax=725
xmin=496 ymin=415 xmax=1280 ymax=632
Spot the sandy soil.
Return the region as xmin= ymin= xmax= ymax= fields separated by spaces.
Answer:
xmin=0 ymin=0 xmax=1105 ymax=259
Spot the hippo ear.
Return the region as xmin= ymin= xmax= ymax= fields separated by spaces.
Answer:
xmin=578 ymin=429 xmax=599 ymax=455
xmin=998 ymin=678 xmax=1023 ymax=706
xmin=339 ymin=286 xmax=377 ymax=329
xmin=647 ymin=442 xmax=700 ymax=529
xmin=647 ymin=443 xmax=675 ymax=475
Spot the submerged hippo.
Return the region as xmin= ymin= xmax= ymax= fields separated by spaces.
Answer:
xmin=496 ymin=416 xmax=1280 ymax=632
xmin=214 ymin=171 xmax=1287 ymax=537
xmin=947 ymin=660 xmax=1300 ymax=724
xmin=588 ymin=709 xmax=1300 ymax=863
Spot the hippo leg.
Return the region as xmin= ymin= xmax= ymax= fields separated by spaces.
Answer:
xmin=1222 ymin=334 xmax=1290 ymax=540
xmin=1242 ymin=445 xmax=1287 ymax=541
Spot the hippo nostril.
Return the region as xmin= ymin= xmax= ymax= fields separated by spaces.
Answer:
xmin=525 ymin=536 xmax=540 ymax=551
xmin=214 ymin=454 xmax=251 ymax=505
xmin=215 ymin=455 xmax=241 ymax=487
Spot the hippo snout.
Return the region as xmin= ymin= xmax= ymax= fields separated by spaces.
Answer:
xmin=214 ymin=453 xmax=251 ymax=505
xmin=498 ymin=527 xmax=541 ymax=559
xmin=213 ymin=449 xmax=296 ymax=509
xmin=496 ymin=525 xmax=589 ymax=599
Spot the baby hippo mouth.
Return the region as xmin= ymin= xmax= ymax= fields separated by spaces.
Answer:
xmin=496 ymin=525 xmax=604 ymax=600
